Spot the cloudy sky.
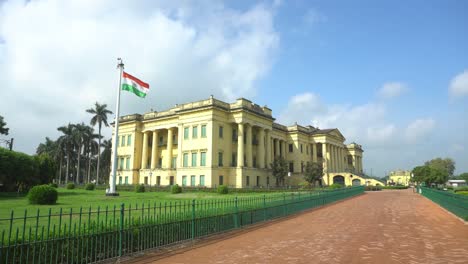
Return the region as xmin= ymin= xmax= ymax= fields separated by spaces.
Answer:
xmin=0 ymin=0 xmax=467 ymax=177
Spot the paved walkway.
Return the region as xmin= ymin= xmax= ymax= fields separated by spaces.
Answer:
xmin=125 ymin=189 xmax=468 ymax=264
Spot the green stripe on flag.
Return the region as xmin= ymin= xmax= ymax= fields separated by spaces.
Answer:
xmin=122 ymin=84 xmax=147 ymax=98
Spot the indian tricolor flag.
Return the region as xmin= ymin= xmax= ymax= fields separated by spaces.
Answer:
xmin=121 ymin=72 xmax=150 ymax=98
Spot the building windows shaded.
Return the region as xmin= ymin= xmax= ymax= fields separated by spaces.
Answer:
xmin=246 ymin=176 xmax=250 ymax=186
xmin=200 ymin=152 xmax=206 ymax=166
xmin=183 ymin=153 xmax=189 ymax=167
xmin=192 ymin=126 xmax=198 ymax=138
xmin=191 ymin=152 xmax=197 ymax=167
xmin=289 ymin=144 xmax=293 ymax=153
xmin=218 ymin=152 xmax=223 ymax=167
xmin=289 ymin=162 xmax=294 ymax=173
xmin=184 ymin=127 xmax=189 ymax=139
xmin=199 ymin=175 xmax=205 ymax=186
xmin=219 ymin=175 xmax=224 ymax=186
xmin=219 ymin=126 xmax=224 ymax=138
xmin=201 ymin=125 xmax=207 ymax=138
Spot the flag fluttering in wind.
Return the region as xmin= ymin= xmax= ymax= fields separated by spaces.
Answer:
xmin=121 ymin=71 xmax=150 ymax=98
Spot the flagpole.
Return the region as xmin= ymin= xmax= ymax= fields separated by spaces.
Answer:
xmin=107 ymin=58 xmax=124 ymax=196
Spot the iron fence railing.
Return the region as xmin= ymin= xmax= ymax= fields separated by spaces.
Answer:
xmin=419 ymin=187 xmax=468 ymax=221
xmin=0 ymin=187 xmax=363 ymax=263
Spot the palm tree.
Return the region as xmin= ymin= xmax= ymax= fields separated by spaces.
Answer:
xmin=72 ymin=123 xmax=90 ymax=184
xmin=36 ymin=137 xmax=58 ymax=156
xmin=58 ymin=124 xmax=74 ymax=184
xmin=86 ymin=102 xmax=113 ymax=185
xmin=100 ymin=139 xmax=112 ymax=184
xmin=84 ymin=130 xmax=99 ymax=183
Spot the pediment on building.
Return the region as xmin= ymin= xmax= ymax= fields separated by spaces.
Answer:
xmin=329 ymin=129 xmax=346 ymax=141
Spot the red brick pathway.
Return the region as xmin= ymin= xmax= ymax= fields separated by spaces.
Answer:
xmin=124 ymin=189 xmax=468 ymax=264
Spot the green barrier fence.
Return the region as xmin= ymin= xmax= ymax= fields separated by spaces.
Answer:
xmin=419 ymin=187 xmax=468 ymax=221
xmin=0 ymin=186 xmax=363 ymax=263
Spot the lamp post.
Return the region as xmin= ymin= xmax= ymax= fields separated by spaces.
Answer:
xmin=149 ymin=171 xmax=152 ymax=187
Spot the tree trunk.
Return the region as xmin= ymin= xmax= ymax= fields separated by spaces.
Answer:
xmin=76 ymin=145 xmax=82 ymax=184
xmin=65 ymin=152 xmax=70 ymax=185
xmin=58 ymin=156 xmax=63 ymax=185
xmin=96 ymin=124 xmax=101 ymax=185
xmin=87 ymin=147 xmax=91 ymax=183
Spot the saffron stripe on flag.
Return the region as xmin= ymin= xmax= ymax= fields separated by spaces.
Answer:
xmin=122 ymin=72 xmax=150 ymax=89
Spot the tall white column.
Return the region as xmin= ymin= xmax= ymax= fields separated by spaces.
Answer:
xmin=151 ymin=130 xmax=158 ymax=169
xmin=258 ymin=129 xmax=265 ymax=168
xmin=312 ymin=143 xmax=317 ymax=163
xmin=166 ymin=128 xmax=173 ymax=168
xmin=141 ymin=132 xmax=149 ymax=169
xmin=324 ymin=143 xmax=329 ymax=172
xmin=265 ymin=130 xmax=271 ymax=167
xmin=246 ymin=124 xmax=252 ymax=167
xmin=237 ymin=123 xmax=244 ymax=167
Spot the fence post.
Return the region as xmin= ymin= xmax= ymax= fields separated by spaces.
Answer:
xmin=263 ymin=195 xmax=267 ymax=221
xmin=119 ymin=203 xmax=124 ymax=257
xmin=191 ymin=199 xmax=195 ymax=241
xmin=234 ymin=197 xmax=239 ymax=228
xmin=283 ymin=193 xmax=286 ymax=216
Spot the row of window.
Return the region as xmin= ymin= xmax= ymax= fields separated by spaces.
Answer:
xmin=182 ymin=175 xmax=205 ymax=186
xmin=118 ymin=156 xmax=131 ymax=170
xmin=182 ymin=151 xmax=207 ymax=167
xmin=117 ymin=134 xmax=132 ymax=147
xmin=184 ymin=125 xmax=207 ymax=140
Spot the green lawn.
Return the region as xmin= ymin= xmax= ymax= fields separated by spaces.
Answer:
xmin=0 ymin=188 xmax=290 ymax=235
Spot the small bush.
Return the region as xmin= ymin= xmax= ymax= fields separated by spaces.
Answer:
xmin=382 ymin=186 xmax=408 ymax=190
xmin=135 ymin=184 xmax=145 ymax=193
xmin=217 ymin=185 xmax=229 ymax=194
xmin=28 ymin=185 xmax=58 ymax=205
xmin=171 ymin=184 xmax=182 ymax=194
xmin=49 ymin=183 xmax=58 ymax=188
xmin=456 ymin=191 xmax=468 ymax=196
xmin=365 ymin=185 xmax=382 ymax=191
xmin=328 ymin=183 xmax=342 ymax=190
xmin=85 ymin=183 xmax=95 ymax=191
xmin=66 ymin=183 xmax=75 ymax=189
xmin=454 ymin=186 xmax=468 ymax=193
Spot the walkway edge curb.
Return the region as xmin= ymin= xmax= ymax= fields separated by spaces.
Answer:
xmin=419 ymin=194 xmax=468 ymax=225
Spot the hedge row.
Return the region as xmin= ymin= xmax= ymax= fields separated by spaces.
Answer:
xmin=0 ymin=147 xmax=56 ymax=192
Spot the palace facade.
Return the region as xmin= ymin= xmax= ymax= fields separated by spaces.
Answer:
xmin=112 ymin=96 xmax=373 ymax=188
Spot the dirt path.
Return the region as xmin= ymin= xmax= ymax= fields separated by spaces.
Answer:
xmin=125 ymin=189 xmax=468 ymax=264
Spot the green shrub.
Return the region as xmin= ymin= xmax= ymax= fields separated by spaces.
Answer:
xmin=328 ymin=183 xmax=342 ymax=190
xmin=456 ymin=191 xmax=468 ymax=196
xmin=27 ymin=185 xmax=58 ymax=205
xmin=382 ymin=186 xmax=408 ymax=190
xmin=454 ymin=186 xmax=468 ymax=193
xmin=135 ymin=184 xmax=145 ymax=193
xmin=49 ymin=183 xmax=58 ymax=188
xmin=365 ymin=185 xmax=382 ymax=191
xmin=217 ymin=185 xmax=229 ymax=194
xmin=85 ymin=183 xmax=95 ymax=191
xmin=66 ymin=183 xmax=75 ymax=189
xmin=171 ymin=184 xmax=182 ymax=194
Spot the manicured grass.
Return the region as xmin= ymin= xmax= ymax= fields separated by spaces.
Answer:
xmin=0 ymin=188 xmax=286 ymax=231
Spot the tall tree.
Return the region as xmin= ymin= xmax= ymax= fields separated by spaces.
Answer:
xmin=458 ymin=172 xmax=468 ymax=182
xmin=100 ymin=139 xmax=112 ymax=184
xmin=86 ymin=102 xmax=113 ymax=185
xmin=424 ymin=157 xmax=455 ymax=177
xmin=270 ymin=156 xmax=289 ymax=186
xmin=72 ymin=123 xmax=91 ymax=184
xmin=304 ymin=162 xmax=323 ymax=187
xmin=58 ymin=124 xmax=74 ymax=184
xmin=0 ymin=115 xmax=9 ymax=135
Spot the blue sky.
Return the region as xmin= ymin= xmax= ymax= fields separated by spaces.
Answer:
xmin=0 ymin=0 xmax=467 ymax=177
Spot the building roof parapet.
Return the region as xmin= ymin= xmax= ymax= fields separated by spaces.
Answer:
xmin=347 ymin=142 xmax=363 ymax=150
xmin=272 ymin=122 xmax=288 ymax=131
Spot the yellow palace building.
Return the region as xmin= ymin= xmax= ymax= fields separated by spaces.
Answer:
xmin=112 ymin=96 xmax=377 ymax=188
xmin=387 ymin=170 xmax=412 ymax=186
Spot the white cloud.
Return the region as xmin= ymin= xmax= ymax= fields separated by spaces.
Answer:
xmin=0 ymin=0 xmax=279 ymax=154
xmin=377 ymin=82 xmax=408 ymax=99
xmin=449 ymin=70 xmax=468 ymax=98
xmin=404 ymin=118 xmax=436 ymax=143
xmin=277 ymin=91 xmax=395 ymax=145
